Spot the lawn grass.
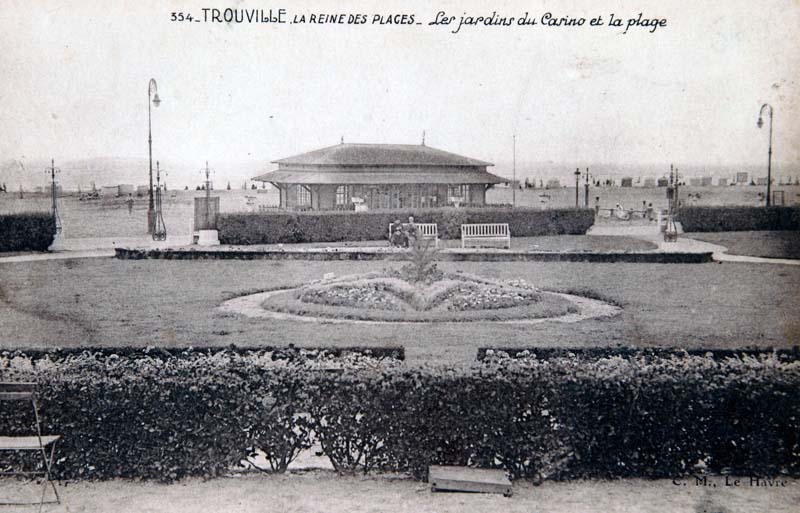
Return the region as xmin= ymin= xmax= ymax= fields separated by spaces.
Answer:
xmin=1 ymin=258 xmax=798 ymax=364
xmin=687 ymin=231 xmax=800 ymax=259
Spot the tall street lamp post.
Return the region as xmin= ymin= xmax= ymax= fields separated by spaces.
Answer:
xmin=153 ymin=161 xmax=167 ymax=241
xmin=757 ymin=103 xmax=773 ymax=207
xmin=583 ymin=167 xmax=591 ymax=207
xmin=574 ymin=168 xmax=581 ymax=207
xmin=147 ymin=79 xmax=161 ymax=233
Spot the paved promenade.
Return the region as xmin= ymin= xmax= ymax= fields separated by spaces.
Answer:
xmin=588 ymin=223 xmax=800 ymax=265
xmin=1 ymin=473 xmax=797 ymax=513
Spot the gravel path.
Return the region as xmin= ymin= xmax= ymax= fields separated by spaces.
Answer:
xmin=1 ymin=473 xmax=796 ymax=513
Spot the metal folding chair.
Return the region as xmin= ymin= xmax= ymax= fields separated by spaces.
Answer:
xmin=0 ymin=382 xmax=61 ymax=511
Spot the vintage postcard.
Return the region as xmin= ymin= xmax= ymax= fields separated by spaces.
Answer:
xmin=0 ymin=0 xmax=798 ymax=511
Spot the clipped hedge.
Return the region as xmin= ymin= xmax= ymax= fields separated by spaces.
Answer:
xmin=476 ymin=346 xmax=800 ymax=362
xmin=678 ymin=206 xmax=800 ymax=232
xmin=218 ymin=207 xmax=594 ymax=244
xmin=0 ymin=212 xmax=55 ymax=252
xmin=12 ymin=344 xmax=405 ymax=362
xmin=1 ymin=350 xmax=798 ymax=482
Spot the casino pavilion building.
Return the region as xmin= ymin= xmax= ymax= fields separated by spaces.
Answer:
xmin=252 ymin=143 xmax=505 ymax=210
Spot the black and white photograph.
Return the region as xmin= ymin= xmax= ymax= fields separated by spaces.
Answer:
xmin=0 ymin=0 xmax=798 ymax=511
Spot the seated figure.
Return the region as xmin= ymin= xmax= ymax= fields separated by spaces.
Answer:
xmin=390 ymin=220 xmax=407 ymax=247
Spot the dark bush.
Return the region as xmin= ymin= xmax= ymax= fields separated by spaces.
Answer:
xmin=476 ymin=346 xmax=800 ymax=362
xmin=1 ymin=351 xmax=797 ymax=482
xmin=12 ymin=345 xmax=405 ymax=362
xmin=0 ymin=212 xmax=55 ymax=252
xmin=218 ymin=207 xmax=595 ymax=244
xmin=678 ymin=206 xmax=800 ymax=232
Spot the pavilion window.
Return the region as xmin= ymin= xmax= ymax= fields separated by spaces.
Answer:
xmin=447 ymin=185 xmax=470 ymax=203
xmin=297 ymin=185 xmax=311 ymax=206
xmin=335 ymin=185 xmax=351 ymax=206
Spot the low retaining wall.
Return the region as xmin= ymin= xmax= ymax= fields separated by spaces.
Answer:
xmin=115 ymin=247 xmax=714 ymax=263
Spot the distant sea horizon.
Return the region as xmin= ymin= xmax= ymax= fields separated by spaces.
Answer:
xmin=0 ymin=156 xmax=798 ymax=191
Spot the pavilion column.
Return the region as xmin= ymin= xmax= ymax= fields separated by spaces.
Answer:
xmin=275 ymin=184 xmax=286 ymax=208
xmin=471 ymin=184 xmax=486 ymax=205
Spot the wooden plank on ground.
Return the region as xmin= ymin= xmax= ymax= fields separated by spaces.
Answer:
xmin=428 ymin=465 xmax=512 ymax=496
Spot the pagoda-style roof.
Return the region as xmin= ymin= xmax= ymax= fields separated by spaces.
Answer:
xmin=253 ymin=143 xmax=504 ymax=185
xmin=271 ymin=143 xmax=493 ymax=167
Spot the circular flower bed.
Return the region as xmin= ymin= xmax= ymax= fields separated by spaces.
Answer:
xmin=255 ymin=271 xmax=601 ymax=323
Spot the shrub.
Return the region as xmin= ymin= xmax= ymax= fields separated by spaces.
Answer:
xmin=0 ymin=350 xmax=797 ymax=482
xmin=0 ymin=212 xmax=55 ymax=252
xmin=678 ymin=206 xmax=800 ymax=232
xmin=9 ymin=345 xmax=405 ymax=362
xmin=218 ymin=207 xmax=595 ymax=244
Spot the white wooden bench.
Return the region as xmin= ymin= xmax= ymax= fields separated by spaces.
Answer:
xmin=388 ymin=222 xmax=439 ymax=248
xmin=461 ymin=223 xmax=511 ymax=249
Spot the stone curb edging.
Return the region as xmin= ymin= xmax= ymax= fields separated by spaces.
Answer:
xmin=115 ymin=247 xmax=713 ymax=263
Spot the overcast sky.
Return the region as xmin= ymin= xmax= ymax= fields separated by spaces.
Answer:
xmin=1 ymin=0 xmax=798 ymax=175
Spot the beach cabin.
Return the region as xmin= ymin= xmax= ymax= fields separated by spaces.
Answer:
xmin=100 ymin=185 xmax=119 ymax=197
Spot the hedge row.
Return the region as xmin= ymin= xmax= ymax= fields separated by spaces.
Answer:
xmin=0 ymin=212 xmax=55 ymax=252
xmin=1 ymin=351 xmax=798 ymax=482
xmin=218 ymin=207 xmax=595 ymax=244
xmin=678 ymin=206 xmax=800 ymax=232
xmin=477 ymin=346 xmax=800 ymax=362
xmin=8 ymin=345 xmax=405 ymax=362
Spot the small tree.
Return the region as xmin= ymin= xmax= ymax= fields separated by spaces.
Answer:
xmin=395 ymin=237 xmax=441 ymax=284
